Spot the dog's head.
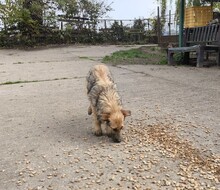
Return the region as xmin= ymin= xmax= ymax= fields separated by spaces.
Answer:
xmin=102 ymin=109 xmax=131 ymax=143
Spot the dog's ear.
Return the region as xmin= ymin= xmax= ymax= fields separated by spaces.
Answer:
xmin=121 ymin=109 xmax=131 ymax=117
xmin=101 ymin=113 xmax=110 ymax=121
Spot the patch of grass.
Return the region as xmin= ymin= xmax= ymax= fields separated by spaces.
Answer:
xmin=79 ymin=56 xmax=96 ymax=61
xmin=13 ymin=62 xmax=24 ymax=64
xmin=0 ymin=77 xmax=70 ymax=86
xmin=102 ymin=46 xmax=167 ymax=65
xmin=173 ymin=52 xmax=184 ymax=65
xmin=79 ymin=56 xmax=90 ymax=59
xmin=54 ymin=77 xmax=68 ymax=80
xmin=150 ymin=46 xmax=160 ymax=51
xmin=103 ymin=48 xmax=149 ymax=64
xmin=156 ymin=55 xmax=168 ymax=65
xmin=112 ymin=48 xmax=149 ymax=59
xmin=2 ymin=81 xmax=29 ymax=85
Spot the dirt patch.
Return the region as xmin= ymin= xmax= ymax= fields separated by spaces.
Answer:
xmin=133 ymin=46 xmax=167 ymax=65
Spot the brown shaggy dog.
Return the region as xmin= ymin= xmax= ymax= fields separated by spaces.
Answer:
xmin=86 ymin=65 xmax=131 ymax=142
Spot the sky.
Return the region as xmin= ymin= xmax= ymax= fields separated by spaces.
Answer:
xmin=106 ymin=0 xmax=174 ymax=20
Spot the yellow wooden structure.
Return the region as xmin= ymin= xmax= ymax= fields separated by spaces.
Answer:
xmin=184 ymin=6 xmax=213 ymax=28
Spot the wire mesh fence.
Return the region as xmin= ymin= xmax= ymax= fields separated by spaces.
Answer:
xmin=0 ymin=9 xmax=179 ymax=47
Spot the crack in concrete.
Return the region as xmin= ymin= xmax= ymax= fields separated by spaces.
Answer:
xmin=114 ymin=65 xmax=152 ymax=77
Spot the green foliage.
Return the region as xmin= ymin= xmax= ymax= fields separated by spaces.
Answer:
xmin=173 ymin=52 xmax=184 ymax=64
xmin=0 ymin=0 xmax=112 ymax=47
xmin=0 ymin=1 xmax=158 ymax=47
xmin=0 ymin=0 xmax=20 ymax=30
xmin=56 ymin=0 xmax=78 ymax=17
xmin=56 ymin=0 xmax=112 ymax=30
xmin=110 ymin=21 xmax=124 ymax=42
xmin=156 ymin=0 xmax=167 ymax=32
xmin=146 ymin=17 xmax=157 ymax=35
xmin=187 ymin=0 xmax=202 ymax=7
xmin=133 ymin=19 xmax=146 ymax=31
xmin=157 ymin=55 xmax=167 ymax=65
xmin=150 ymin=46 xmax=161 ymax=51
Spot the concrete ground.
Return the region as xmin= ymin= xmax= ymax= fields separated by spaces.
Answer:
xmin=0 ymin=45 xmax=219 ymax=190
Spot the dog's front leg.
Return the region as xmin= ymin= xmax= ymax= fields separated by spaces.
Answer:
xmin=93 ymin=113 xmax=102 ymax=136
xmin=94 ymin=118 xmax=102 ymax=136
xmin=106 ymin=125 xmax=113 ymax=137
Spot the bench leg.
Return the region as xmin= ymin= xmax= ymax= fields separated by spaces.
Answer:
xmin=196 ymin=47 xmax=204 ymax=67
xmin=168 ymin=51 xmax=175 ymax=65
xmin=206 ymin=52 xmax=209 ymax=61
xmin=183 ymin=52 xmax=189 ymax=65
xmin=217 ymin=48 xmax=220 ymax=67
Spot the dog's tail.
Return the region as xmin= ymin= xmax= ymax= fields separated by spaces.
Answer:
xmin=93 ymin=65 xmax=113 ymax=85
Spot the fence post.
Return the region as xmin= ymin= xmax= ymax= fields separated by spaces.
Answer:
xmin=147 ymin=19 xmax=150 ymax=31
xmin=168 ymin=10 xmax=171 ymax=35
xmin=104 ymin=20 xmax=107 ymax=29
xmin=157 ymin=6 xmax=161 ymax=44
xmin=179 ymin=0 xmax=185 ymax=47
xmin=61 ymin=22 xmax=63 ymax=30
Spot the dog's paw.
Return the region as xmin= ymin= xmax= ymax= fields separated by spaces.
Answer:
xmin=94 ymin=130 xmax=103 ymax=136
xmin=106 ymin=132 xmax=112 ymax=138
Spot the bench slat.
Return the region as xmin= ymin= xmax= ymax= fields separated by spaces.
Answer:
xmin=202 ymin=26 xmax=207 ymax=42
xmin=168 ymin=45 xmax=200 ymax=53
xmin=186 ymin=24 xmax=219 ymax=44
xmin=213 ymin=25 xmax=218 ymax=41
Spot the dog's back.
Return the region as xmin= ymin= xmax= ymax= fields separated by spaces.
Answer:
xmin=86 ymin=64 xmax=121 ymax=111
xmin=86 ymin=65 xmax=114 ymax=93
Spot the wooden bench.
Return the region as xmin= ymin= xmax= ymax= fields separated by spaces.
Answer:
xmin=168 ymin=24 xmax=220 ymax=67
